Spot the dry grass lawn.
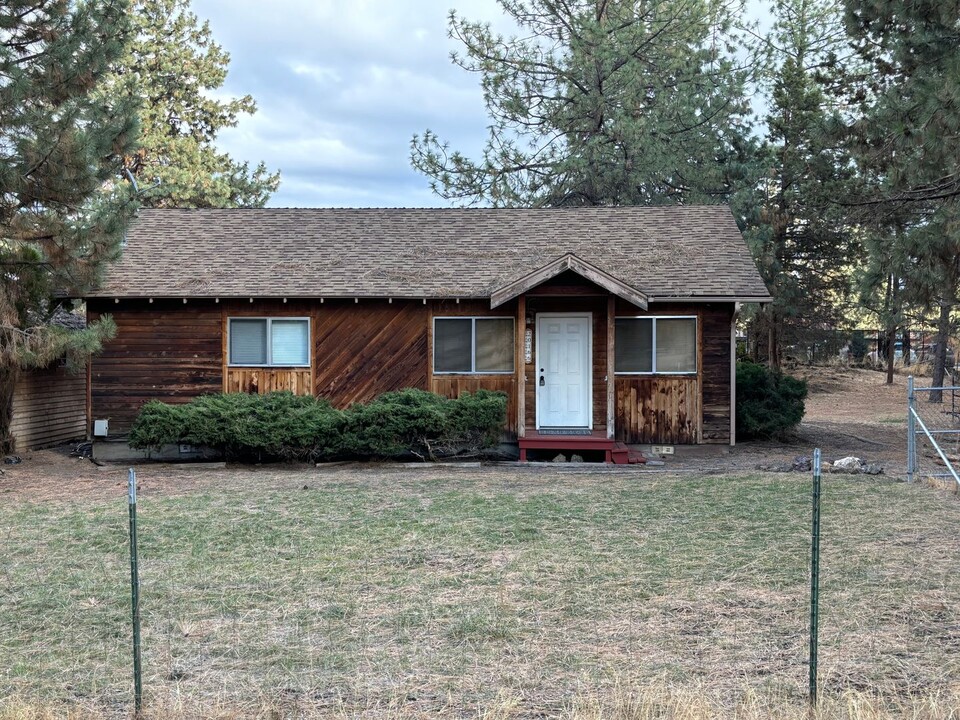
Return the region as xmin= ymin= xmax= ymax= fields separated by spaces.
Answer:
xmin=2 ymin=461 xmax=960 ymax=718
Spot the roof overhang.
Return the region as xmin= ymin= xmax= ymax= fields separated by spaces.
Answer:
xmin=489 ymin=253 xmax=649 ymax=310
xmin=648 ymin=295 xmax=773 ymax=303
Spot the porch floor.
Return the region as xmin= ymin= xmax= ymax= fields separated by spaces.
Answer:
xmin=518 ymin=431 xmax=645 ymax=464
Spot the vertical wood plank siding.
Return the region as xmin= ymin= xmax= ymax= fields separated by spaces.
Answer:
xmin=88 ymin=300 xmax=223 ymax=433
xmin=11 ymin=365 xmax=87 ymax=449
xmin=222 ymin=300 xmax=316 ymax=397
xmin=89 ymin=295 xmax=732 ymax=444
xmin=426 ymin=300 xmax=518 ymax=439
xmin=614 ymin=376 xmax=700 ymax=444
xmin=612 ymin=299 xmax=734 ymax=445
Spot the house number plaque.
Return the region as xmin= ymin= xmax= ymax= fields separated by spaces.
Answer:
xmin=524 ymin=328 xmax=533 ymax=364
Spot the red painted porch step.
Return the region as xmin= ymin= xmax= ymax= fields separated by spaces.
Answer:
xmin=518 ymin=432 xmax=646 ymax=464
xmin=611 ymin=442 xmax=647 ymax=465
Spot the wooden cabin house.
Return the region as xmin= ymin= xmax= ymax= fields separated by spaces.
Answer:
xmin=85 ymin=207 xmax=771 ymax=460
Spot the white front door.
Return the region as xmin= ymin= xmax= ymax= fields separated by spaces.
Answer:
xmin=536 ymin=314 xmax=591 ymax=428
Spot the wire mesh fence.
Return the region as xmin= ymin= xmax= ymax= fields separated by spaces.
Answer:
xmin=907 ymin=376 xmax=960 ymax=486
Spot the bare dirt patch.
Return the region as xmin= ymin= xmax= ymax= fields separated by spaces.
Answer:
xmin=0 ymin=366 xmax=918 ymax=505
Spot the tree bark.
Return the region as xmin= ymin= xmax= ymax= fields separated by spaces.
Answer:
xmin=0 ymin=367 xmax=18 ymax=455
xmin=885 ymin=274 xmax=895 ymax=385
xmin=767 ymin=306 xmax=781 ymax=371
xmin=886 ymin=325 xmax=895 ymax=385
xmin=929 ymin=299 xmax=952 ymax=403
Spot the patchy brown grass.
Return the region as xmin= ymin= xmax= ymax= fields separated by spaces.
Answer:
xmin=2 ymin=461 xmax=960 ymax=718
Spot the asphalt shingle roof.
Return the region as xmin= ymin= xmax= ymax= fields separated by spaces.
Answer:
xmin=89 ymin=206 xmax=772 ymax=301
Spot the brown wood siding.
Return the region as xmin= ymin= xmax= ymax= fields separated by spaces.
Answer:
xmin=523 ymin=296 xmax=608 ymax=434
xmin=225 ymin=369 xmax=312 ymax=394
xmin=612 ymin=299 xmax=734 ymax=445
xmin=427 ymin=300 xmax=519 ymax=439
xmin=614 ymin=376 xmax=700 ymax=444
xmin=221 ymin=300 xmax=315 ymax=397
xmin=314 ymin=300 xmax=429 ymax=406
xmin=89 ymin=300 xmax=223 ymax=434
xmin=11 ymin=365 xmax=87 ymax=450
xmin=430 ymin=375 xmax=517 ymax=439
xmin=700 ymin=303 xmax=734 ymax=443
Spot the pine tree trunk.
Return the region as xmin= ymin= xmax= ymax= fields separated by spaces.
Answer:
xmin=767 ymin=307 xmax=781 ymax=371
xmin=0 ymin=367 xmax=18 ymax=455
xmin=885 ymin=325 xmax=895 ymax=386
xmin=929 ymin=300 xmax=951 ymax=403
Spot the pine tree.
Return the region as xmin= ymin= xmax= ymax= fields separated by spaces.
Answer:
xmin=743 ymin=0 xmax=860 ymax=368
xmin=838 ymin=0 xmax=960 ymax=392
xmin=108 ymin=0 xmax=280 ymax=208
xmin=0 ymin=0 xmax=140 ymax=452
xmin=410 ymin=0 xmax=754 ymax=207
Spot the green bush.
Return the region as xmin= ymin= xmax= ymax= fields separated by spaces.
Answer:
xmin=128 ymin=400 xmax=188 ymax=450
xmin=736 ymin=361 xmax=807 ymax=440
xmin=129 ymin=388 xmax=507 ymax=462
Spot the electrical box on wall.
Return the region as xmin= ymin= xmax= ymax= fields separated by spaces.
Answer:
xmin=93 ymin=419 xmax=109 ymax=437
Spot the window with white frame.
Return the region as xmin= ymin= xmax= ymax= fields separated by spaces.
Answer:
xmin=433 ymin=317 xmax=514 ymax=373
xmin=228 ymin=318 xmax=310 ymax=367
xmin=615 ymin=317 xmax=697 ymax=374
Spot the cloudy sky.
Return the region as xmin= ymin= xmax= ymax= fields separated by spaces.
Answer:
xmin=191 ymin=0 xmax=767 ymax=208
xmin=190 ymin=0 xmax=511 ymax=208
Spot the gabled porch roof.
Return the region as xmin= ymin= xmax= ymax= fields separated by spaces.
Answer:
xmin=489 ymin=253 xmax=649 ymax=309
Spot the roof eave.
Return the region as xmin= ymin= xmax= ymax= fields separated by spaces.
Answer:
xmin=489 ymin=253 xmax=649 ymax=310
xmin=648 ymin=295 xmax=773 ymax=303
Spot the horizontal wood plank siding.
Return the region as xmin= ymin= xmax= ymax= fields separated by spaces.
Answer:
xmin=11 ymin=365 xmax=87 ymax=449
xmin=614 ymin=376 xmax=700 ymax=444
xmin=700 ymin=303 xmax=734 ymax=443
xmin=89 ymin=300 xmax=223 ymax=433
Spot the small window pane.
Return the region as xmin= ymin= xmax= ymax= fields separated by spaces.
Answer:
xmin=656 ymin=319 xmax=697 ymax=372
xmin=230 ymin=319 xmax=267 ymax=365
xmin=476 ymin=318 xmax=514 ymax=372
xmin=435 ymin=318 xmax=472 ymax=372
xmin=615 ymin=318 xmax=652 ymax=372
xmin=271 ymin=320 xmax=309 ymax=366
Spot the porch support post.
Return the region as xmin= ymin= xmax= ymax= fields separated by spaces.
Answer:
xmin=517 ymin=295 xmax=526 ymax=439
xmin=607 ymin=295 xmax=615 ymax=440
xmin=730 ymin=302 xmax=740 ymax=446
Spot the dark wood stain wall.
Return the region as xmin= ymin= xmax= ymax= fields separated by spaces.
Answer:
xmin=314 ymin=300 xmax=428 ymax=405
xmin=699 ymin=303 xmax=735 ymax=443
xmin=11 ymin=365 xmax=87 ymax=449
xmin=88 ymin=299 xmax=223 ymax=433
xmin=89 ymin=295 xmax=733 ymax=444
xmin=613 ymin=299 xmax=734 ymax=445
xmin=523 ymin=295 xmax=609 ymax=434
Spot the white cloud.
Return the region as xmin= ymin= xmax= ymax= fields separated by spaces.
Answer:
xmin=189 ymin=0 xmax=506 ymax=207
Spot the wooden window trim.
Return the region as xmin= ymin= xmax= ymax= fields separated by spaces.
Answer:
xmin=227 ymin=316 xmax=311 ymax=368
xmin=432 ymin=316 xmax=516 ymax=375
xmin=614 ymin=315 xmax=698 ymax=376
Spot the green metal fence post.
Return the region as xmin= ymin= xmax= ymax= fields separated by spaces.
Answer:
xmin=809 ymin=448 xmax=822 ymax=707
xmin=128 ymin=468 xmax=143 ymax=714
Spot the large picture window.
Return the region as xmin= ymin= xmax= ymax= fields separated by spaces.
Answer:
xmin=434 ymin=317 xmax=514 ymax=373
xmin=615 ymin=317 xmax=696 ymax=374
xmin=229 ymin=318 xmax=310 ymax=367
